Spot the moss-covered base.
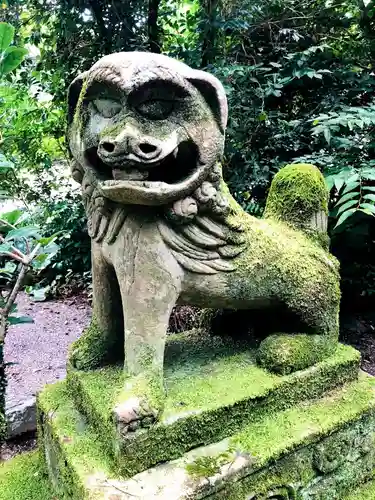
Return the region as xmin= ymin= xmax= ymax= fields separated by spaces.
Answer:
xmin=37 ymin=373 xmax=375 ymax=499
xmin=0 ymin=451 xmax=54 ymax=500
xmin=66 ymin=330 xmax=359 ymax=476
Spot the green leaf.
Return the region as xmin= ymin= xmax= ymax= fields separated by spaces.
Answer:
xmin=342 ymin=181 xmax=360 ymax=195
xmin=0 ymin=155 xmax=14 ymax=170
xmin=324 ymin=175 xmax=335 ymax=191
xmin=258 ymin=111 xmax=267 ymax=121
xmin=37 ymin=232 xmax=61 ymax=246
xmin=6 ymin=225 xmax=40 ymax=240
xmin=346 ymin=173 xmax=360 ymax=184
xmin=0 ymin=47 xmax=28 ymax=75
xmin=334 ymin=208 xmax=356 ymax=228
xmin=359 ymin=202 xmax=375 ymax=214
xmin=334 ymin=191 xmax=359 ymax=207
xmin=363 ymin=193 xmax=375 ymax=203
xmin=0 ymin=22 xmax=14 ymax=51
xmin=0 ymin=209 xmax=23 ymax=226
xmin=27 ymin=286 xmax=50 ymax=302
xmin=8 ymin=315 xmax=34 ymax=325
xmin=364 ymin=186 xmax=375 ymax=193
xmin=323 ymin=128 xmax=331 ymax=144
xmin=336 ymin=199 xmax=357 ymax=215
xmin=0 ymin=242 xmax=13 ymax=254
xmin=362 ymin=170 xmax=375 ymax=181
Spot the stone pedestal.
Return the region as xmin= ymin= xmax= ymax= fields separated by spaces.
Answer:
xmin=36 ymin=330 xmax=375 ymax=499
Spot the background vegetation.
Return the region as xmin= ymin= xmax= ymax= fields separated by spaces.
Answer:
xmin=1 ymin=0 xmax=374 ymax=305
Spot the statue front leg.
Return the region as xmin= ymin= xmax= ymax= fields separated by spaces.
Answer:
xmin=69 ymin=241 xmax=123 ymax=370
xmin=113 ymin=267 xmax=180 ymax=433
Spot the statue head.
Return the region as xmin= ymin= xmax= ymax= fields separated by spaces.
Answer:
xmin=67 ymin=52 xmax=228 ymax=207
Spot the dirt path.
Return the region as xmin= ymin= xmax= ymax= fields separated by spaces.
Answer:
xmin=5 ymin=292 xmax=91 ymax=408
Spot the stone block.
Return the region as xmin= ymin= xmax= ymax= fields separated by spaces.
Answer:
xmin=38 ymin=372 xmax=375 ymax=499
xmin=6 ymin=397 xmax=37 ymax=439
xmin=66 ymin=331 xmax=360 ymax=477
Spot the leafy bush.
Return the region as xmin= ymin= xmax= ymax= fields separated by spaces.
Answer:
xmin=30 ymin=191 xmax=91 ymax=297
xmin=2 ymin=0 xmax=375 ymax=310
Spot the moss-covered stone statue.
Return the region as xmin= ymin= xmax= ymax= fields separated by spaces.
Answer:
xmin=67 ymin=52 xmax=340 ymax=433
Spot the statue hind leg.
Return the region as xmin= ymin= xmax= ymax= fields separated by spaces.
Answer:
xmin=257 ymin=286 xmax=340 ymax=375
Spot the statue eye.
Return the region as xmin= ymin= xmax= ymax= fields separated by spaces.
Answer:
xmin=92 ymin=98 xmax=122 ymax=118
xmin=136 ymin=99 xmax=174 ymax=120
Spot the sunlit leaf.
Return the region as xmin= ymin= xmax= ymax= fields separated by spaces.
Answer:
xmin=334 ymin=191 xmax=359 ymax=207
xmin=6 ymin=225 xmax=40 ymax=240
xmin=0 ymin=209 xmax=23 ymax=226
xmin=359 ymin=202 xmax=375 ymax=214
xmin=342 ymin=181 xmax=360 ymax=195
xmin=0 ymin=22 xmax=14 ymax=51
xmin=0 ymin=47 xmax=28 ymax=75
xmin=337 ymin=199 xmax=357 ymax=215
xmin=334 ymin=208 xmax=356 ymax=228
xmin=363 ymin=193 xmax=375 ymax=203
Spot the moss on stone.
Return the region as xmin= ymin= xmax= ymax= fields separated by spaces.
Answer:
xmin=257 ymin=333 xmax=337 ymax=375
xmin=0 ymin=451 xmax=54 ymax=500
xmin=264 ymin=163 xmax=328 ymax=227
xmin=68 ymin=315 xmax=123 ymax=371
xmin=346 ymin=478 xmax=375 ymax=499
xmin=66 ymin=329 xmax=360 ymax=477
xmin=38 ymin=381 xmax=124 ymax=498
xmin=37 ymin=373 xmax=375 ymax=499
xmin=202 ymin=374 xmax=375 ymax=499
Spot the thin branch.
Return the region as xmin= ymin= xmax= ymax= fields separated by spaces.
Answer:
xmin=0 ymin=251 xmax=26 ymax=265
xmin=0 ymin=263 xmax=28 ymax=343
xmin=0 ymin=219 xmax=16 ymax=230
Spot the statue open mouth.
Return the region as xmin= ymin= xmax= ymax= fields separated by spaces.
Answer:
xmin=84 ymin=141 xmax=211 ymax=206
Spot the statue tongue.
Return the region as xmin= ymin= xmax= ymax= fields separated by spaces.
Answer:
xmin=112 ymin=168 xmax=148 ymax=181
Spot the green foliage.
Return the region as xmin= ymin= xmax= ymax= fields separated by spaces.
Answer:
xmin=0 ymin=0 xmax=374 ymax=306
xmin=0 ymin=22 xmax=27 ymax=77
xmin=326 ymin=169 xmax=375 ymax=229
xmin=31 ymin=193 xmax=91 ymax=296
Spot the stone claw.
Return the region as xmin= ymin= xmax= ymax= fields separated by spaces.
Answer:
xmin=113 ymin=396 xmax=158 ymax=435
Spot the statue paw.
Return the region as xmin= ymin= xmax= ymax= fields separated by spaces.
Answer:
xmin=68 ymin=318 xmax=122 ymax=371
xmin=113 ymin=375 xmax=165 ymax=434
xmin=257 ymin=333 xmax=336 ymax=375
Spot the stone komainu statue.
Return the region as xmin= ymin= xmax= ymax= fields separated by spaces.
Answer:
xmin=67 ymin=52 xmax=340 ymax=431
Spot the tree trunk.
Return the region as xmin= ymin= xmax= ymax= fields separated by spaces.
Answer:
xmin=201 ymin=0 xmax=220 ymax=67
xmin=148 ymin=0 xmax=162 ymax=53
xmin=88 ymin=0 xmax=112 ymax=53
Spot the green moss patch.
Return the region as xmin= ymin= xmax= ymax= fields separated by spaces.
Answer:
xmin=38 ymin=381 xmax=122 ymax=499
xmin=38 ymin=374 xmax=375 ymax=499
xmin=0 ymin=451 xmax=54 ymax=500
xmin=264 ymin=163 xmax=328 ymax=228
xmin=66 ymin=330 xmax=360 ymax=476
xmin=231 ymin=372 xmax=375 ymax=463
xmin=346 ymin=478 xmax=375 ymax=499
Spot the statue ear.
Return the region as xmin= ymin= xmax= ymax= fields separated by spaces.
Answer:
xmin=67 ymin=72 xmax=88 ymax=126
xmin=187 ymin=70 xmax=228 ymax=132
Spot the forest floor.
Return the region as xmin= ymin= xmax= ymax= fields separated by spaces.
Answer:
xmin=0 ymin=293 xmax=374 ymax=460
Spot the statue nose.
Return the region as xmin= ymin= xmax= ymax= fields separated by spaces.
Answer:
xmin=98 ymin=137 xmax=161 ymax=161
xmin=133 ymin=141 xmax=161 ymax=160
